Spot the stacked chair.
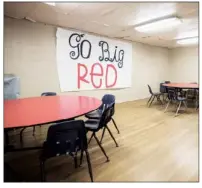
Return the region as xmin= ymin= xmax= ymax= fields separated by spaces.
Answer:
xmin=85 ymin=94 xmax=120 ymax=143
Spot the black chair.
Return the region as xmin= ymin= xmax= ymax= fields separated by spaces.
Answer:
xmin=85 ymin=94 xmax=120 ymax=135
xmin=4 ymin=163 xmax=23 ymax=182
xmin=99 ymin=103 xmax=119 ymax=144
xmin=40 ymin=120 xmax=93 ymax=182
xmin=32 ymin=92 xmax=57 ymax=135
xmin=165 ymin=81 xmax=171 ymax=84
xmin=160 ymin=83 xmax=168 ymax=101
xmin=84 ymin=106 xmax=119 ymax=164
xmin=41 ymin=92 xmax=57 ymax=96
xmin=164 ymin=88 xmax=188 ymax=116
xmin=147 ymin=85 xmax=164 ymax=107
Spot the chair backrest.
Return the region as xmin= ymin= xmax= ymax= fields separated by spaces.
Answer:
xmin=160 ymin=83 xmax=167 ymax=93
xmin=165 ymin=81 xmax=171 ymax=84
xmin=100 ymin=94 xmax=116 ymax=115
xmin=102 ymin=94 xmax=115 ymax=103
xmin=101 ymin=94 xmax=115 ymax=106
xmin=98 ymin=106 xmax=112 ymax=130
xmin=167 ymin=88 xmax=178 ymax=101
xmin=147 ymin=85 xmax=153 ymax=95
xmin=41 ymin=120 xmax=87 ymax=160
xmin=41 ymin=92 xmax=57 ymax=96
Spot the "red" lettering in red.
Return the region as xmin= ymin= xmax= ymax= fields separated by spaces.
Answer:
xmin=105 ymin=64 xmax=117 ymax=88
xmin=77 ymin=63 xmax=89 ymax=88
xmin=77 ymin=62 xmax=117 ymax=89
xmin=90 ymin=63 xmax=104 ymax=88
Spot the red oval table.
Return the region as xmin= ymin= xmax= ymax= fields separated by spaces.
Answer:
xmin=4 ymin=95 xmax=102 ymax=129
xmin=163 ymin=83 xmax=199 ymax=89
xmin=4 ymin=95 xmax=102 ymax=175
xmin=4 ymin=95 xmax=102 ymax=151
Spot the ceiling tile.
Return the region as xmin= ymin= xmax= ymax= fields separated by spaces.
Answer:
xmin=4 ymin=2 xmax=199 ymax=48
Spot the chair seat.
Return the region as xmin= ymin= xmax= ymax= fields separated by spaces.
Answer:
xmin=85 ymin=119 xmax=100 ymax=131
xmin=177 ymin=97 xmax=186 ymax=101
xmin=85 ymin=109 xmax=102 ymax=119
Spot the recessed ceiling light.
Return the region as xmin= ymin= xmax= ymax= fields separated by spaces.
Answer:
xmin=134 ymin=17 xmax=182 ymax=33
xmin=44 ymin=2 xmax=56 ymax=6
xmin=177 ymin=37 xmax=198 ymax=45
xmin=103 ymin=24 xmax=110 ymax=27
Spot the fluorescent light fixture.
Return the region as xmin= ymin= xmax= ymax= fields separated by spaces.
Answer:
xmin=134 ymin=17 xmax=182 ymax=33
xmin=44 ymin=2 xmax=56 ymax=6
xmin=175 ymin=30 xmax=198 ymax=39
xmin=177 ymin=37 xmax=198 ymax=45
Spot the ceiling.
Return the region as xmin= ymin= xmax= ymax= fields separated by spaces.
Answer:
xmin=4 ymin=2 xmax=199 ymax=48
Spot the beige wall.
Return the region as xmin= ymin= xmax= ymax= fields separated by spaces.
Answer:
xmin=4 ymin=17 xmax=170 ymax=103
xmin=169 ymin=47 xmax=199 ymax=83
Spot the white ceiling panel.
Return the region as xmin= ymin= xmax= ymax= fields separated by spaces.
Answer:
xmin=4 ymin=2 xmax=39 ymax=19
xmin=4 ymin=2 xmax=199 ymax=48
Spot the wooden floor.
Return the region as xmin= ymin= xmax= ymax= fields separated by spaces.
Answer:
xmin=5 ymin=99 xmax=199 ymax=182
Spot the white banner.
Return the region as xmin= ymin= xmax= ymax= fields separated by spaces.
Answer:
xmin=56 ymin=28 xmax=132 ymax=92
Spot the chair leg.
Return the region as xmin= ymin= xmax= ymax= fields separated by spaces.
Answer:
xmin=74 ymin=153 xmax=78 ymax=169
xmin=111 ymin=118 xmax=120 ymax=134
xmin=149 ymin=95 xmax=155 ymax=107
xmin=183 ymin=101 xmax=188 ymax=110
xmin=100 ymin=127 xmax=106 ymax=144
xmin=20 ymin=127 xmax=26 ymax=143
xmin=147 ymin=95 xmax=153 ymax=105
xmin=33 ymin=126 xmax=36 ymax=136
xmin=85 ymin=150 xmax=94 ymax=182
xmin=164 ymin=100 xmax=171 ymax=112
xmin=79 ymin=150 xmax=84 ymax=167
xmin=163 ymin=93 xmax=167 ymax=102
xmin=106 ymin=126 xmax=119 ymax=147
xmin=157 ymin=95 xmax=164 ymax=105
xmin=94 ymin=134 xmax=109 ymax=162
xmin=175 ymin=101 xmax=182 ymax=116
xmin=195 ymin=99 xmax=198 ymax=109
xmin=88 ymin=133 xmax=94 ymax=145
xmin=40 ymin=160 xmax=46 ymax=182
